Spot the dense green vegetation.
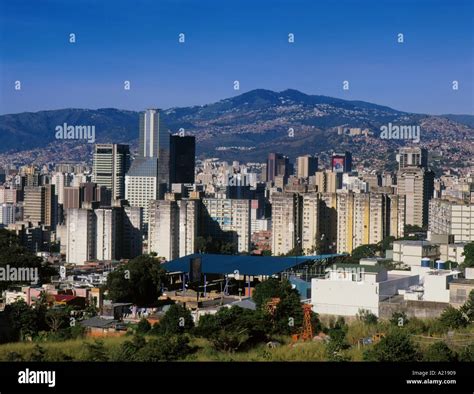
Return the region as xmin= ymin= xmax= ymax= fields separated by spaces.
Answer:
xmin=0 ymin=229 xmax=57 ymax=291
xmin=105 ymin=255 xmax=168 ymax=306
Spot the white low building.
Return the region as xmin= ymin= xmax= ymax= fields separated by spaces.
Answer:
xmin=392 ymin=240 xmax=440 ymax=267
xmin=311 ymin=264 xmax=418 ymax=317
xmin=409 ymin=264 xmax=460 ymax=303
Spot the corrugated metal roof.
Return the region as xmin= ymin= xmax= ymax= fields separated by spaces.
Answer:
xmin=161 ymin=253 xmax=345 ymax=276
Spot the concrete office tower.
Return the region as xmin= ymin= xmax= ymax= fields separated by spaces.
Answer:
xmin=126 ymin=109 xmax=170 ymax=224
xmin=66 ymin=207 xmax=97 ymax=264
xmin=0 ymin=186 xmax=21 ymax=204
xmin=123 ymin=205 xmax=143 ymax=258
xmin=331 ymin=151 xmax=352 ymax=173
xmin=267 ymin=153 xmax=292 ymax=183
xmin=337 ymin=192 xmax=402 ymax=254
xmin=271 ymin=193 xmax=302 ymax=256
xmin=95 ymin=208 xmax=118 ymax=261
xmin=63 ymin=187 xmax=81 ymax=209
xmin=93 ymin=144 xmax=131 ymax=200
xmin=429 ymin=199 xmax=474 ymax=242
xmin=51 ymin=172 xmax=73 ymax=205
xmin=397 ymin=167 xmax=434 ymax=227
xmin=397 ymin=147 xmax=428 ymax=170
xmin=178 ymin=199 xmax=198 ymax=257
xmin=0 ymin=203 xmax=16 ymax=227
xmin=148 ymin=199 xmax=180 ymax=260
xmin=202 ymin=198 xmax=251 ymax=253
xmin=170 ymin=135 xmax=196 ymax=184
xmin=23 ymin=185 xmax=56 ymax=229
xmin=297 ymin=155 xmax=318 ymax=178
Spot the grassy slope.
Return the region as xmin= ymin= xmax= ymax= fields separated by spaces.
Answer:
xmin=0 ymin=321 xmax=472 ymax=362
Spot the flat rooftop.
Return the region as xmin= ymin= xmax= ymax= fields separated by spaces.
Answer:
xmin=162 ymin=253 xmax=346 ymax=276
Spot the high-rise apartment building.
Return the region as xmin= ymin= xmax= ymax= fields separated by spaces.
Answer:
xmin=271 ymin=193 xmax=302 ymax=255
xmin=397 ymin=167 xmax=434 ymax=227
xmin=148 ymin=199 xmax=180 ymax=260
xmin=429 ymin=199 xmax=474 ymax=242
xmin=336 ymin=192 xmax=404 ymax=254
xmin=148 ymin=197 xmax=198 ymax=260
xmin=202 ymin=198 xmax=251 ymax=253
xmin=313 ymin=171 xmax=342 ymax=193
xmin=65 ymin=201 xmax=142 ymax=264
xmin=65 ymin=206 xmax=97 ymax=264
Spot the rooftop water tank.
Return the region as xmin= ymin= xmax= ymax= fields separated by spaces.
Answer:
xmin=435 ymin=260 xmax=446 ymax=270
xmin=421 ymin=258 xmax=431 ymax=268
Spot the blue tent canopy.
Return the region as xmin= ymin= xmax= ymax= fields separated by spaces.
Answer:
xmin=161 ymin=253 xmax=345 ymax=276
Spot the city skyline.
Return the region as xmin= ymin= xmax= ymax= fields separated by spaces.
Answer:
xmin=1 ymin=0 xmax=473 ymax=115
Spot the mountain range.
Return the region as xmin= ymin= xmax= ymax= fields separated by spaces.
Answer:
xmin=0 ymin=89 xmax=473 ymax=172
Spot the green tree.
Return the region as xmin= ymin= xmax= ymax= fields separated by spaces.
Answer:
xmin=135 ymin=335 xmax=191 ymax=361
xmin=113 ymin=335 xmax=147 ymax=361
xmin=0 ymin=229 xmax=57 ymax=291
xmin=45 ymin=308 xmax=69 ymax=332
xmin=83 ymin=340 xmax=109 ymax=361
xmin=152 ymin=304 xmax=194 ymax=335
xmin=423 ymin=342 xmax=457 ymax=362
xmin=326 ymin=324 xmax=350 ymax=361
xmin=106 ymin=255 xmax=167 ymax=306
xmin=357 ymin=309 xmax=378 ymax=325
xmin=136 ymin=318 xmax=151 ymax=334
xmin=363 ymin=330 xmax=420 ymax=362
xmin=194 ymin=306 xmax=267 ymax=352
xmin=282 ymin=245 xmax=303 ymax=256
xmin=438 ymin=306 xmax=468 ymax=330
xmin=252 ymin=278 xmax=303 ymax=334
xmin=458 ymin=344 xmax=474 ymax=362
xmin=461 ymin=242 xmax=474 ymax=268
xmin=460 ymin=290 xmax=474 ymax=322
xmin=4 ymin=299 xmax=39 ymax=340
xmin=348 ymin=244 xmax=379 ymax=263
xmin=390 ymin=311 xmax=409 ymax=327
xmin=377 ymin=236 xmax=395 ymax=254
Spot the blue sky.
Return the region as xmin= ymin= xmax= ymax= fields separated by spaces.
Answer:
xmin=0 ymin=0 xmax=472 ymax=115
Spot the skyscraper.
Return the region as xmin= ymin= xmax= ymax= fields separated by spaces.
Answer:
xmin=397 ymin=147 xmax=428 ymax=170
xmin=125 ymin=109 xmax=170 ymax=224
xmin=397 ymin=167 xmax=434 ymax=227
xmin=336 ymin=192 xmax=404 ymax=254
xmin=331 ymin=152 xmax=352 ymax=173
xmin=23 ymin=185 xmax=56 ymax=229
xmin=271 ymin=192 xmax=302 ymax=255
xmin=267 ymin=153 xmax=292 ymax=183
xmin=93 ymin=144 xmax=130 ymax=200
xmin=297 ymin=155 xmax=318 ymax=178
xmin=170 ymin=135 xmax=196 ymax=184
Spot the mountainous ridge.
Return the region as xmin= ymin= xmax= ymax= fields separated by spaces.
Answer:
xmin=0 ymin=89 xmax=472 ymax=170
